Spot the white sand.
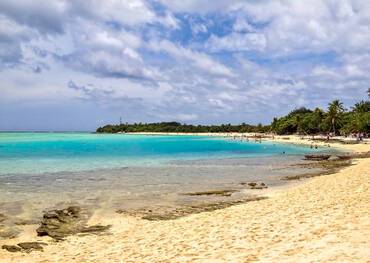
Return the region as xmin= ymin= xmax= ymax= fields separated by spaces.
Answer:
xmin=0 ymin=135 xmax=369 ymax=262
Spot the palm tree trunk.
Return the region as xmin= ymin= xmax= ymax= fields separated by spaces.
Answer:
xmin=332 ymin=118 xmax=335 ymax=135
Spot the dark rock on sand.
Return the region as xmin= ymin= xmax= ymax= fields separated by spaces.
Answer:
xmin=2 ymin=242 xmax=47 ymax=253
xmin=36 ymin=206 xmax=110 ymax=240
xmin=2 ymin=245 xmax=21 ymax=252
xmin=183 ymin=189 xmax=236 ymax=197
xmin=17 ymin=242 xmax=47 ymax=252
xmin=118 ymin=196 xmax=268 ymax=221
xmin=36 ymin=206 xmax=87 ymax=240
xmin=0 ymin=213 xmax=5 ymax=223
xmin=241 ymin=182 xmax=268 ymax=189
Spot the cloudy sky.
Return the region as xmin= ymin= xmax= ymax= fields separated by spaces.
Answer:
xmin=0 ymin=0 xmax=369 ymax=131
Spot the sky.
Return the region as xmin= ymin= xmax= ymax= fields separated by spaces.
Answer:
xmin=0 ymin=0 xmax=369 ymax=131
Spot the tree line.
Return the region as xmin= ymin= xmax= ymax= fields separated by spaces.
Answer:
xmin=270 ymin=100 xmax=369 ymax=135
xmin=97 ymin=91 xmax=370 ymax=136
xmin=96 ymin=122 xmax=270 ymax=134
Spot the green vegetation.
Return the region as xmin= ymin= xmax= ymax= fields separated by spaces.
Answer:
xmin=97 ymin=93 xmax=370 ymax=136
xmin=96 ymin=122 xmax=270 ymax=134
xmin=271 ymin=99 xmax=369 ymax=135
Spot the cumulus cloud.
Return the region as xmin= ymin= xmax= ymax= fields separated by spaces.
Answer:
xmin=0 ymin=0 xmax=369 ymax=130
xmin=0 ymin=0 xmax=66 ymax=35
xmin=67 ymin=80 xmax=142 ymax=103
xmin=206 ymin=33 xmax=267 ymax=52
xmin=59 ymin=50 xmax=157 ymax=82
xmin=158 ymin=0 xmax=241 ymax=14
xmin=0 ymin=16 xmax=32 ymax=66
xmin=147 ymin=40 xmax=234 ymax=77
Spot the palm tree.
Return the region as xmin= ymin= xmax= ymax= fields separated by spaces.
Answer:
xmin=313 ymin=107 xmax=324 ymax=120
xmin=327 ymin=100 xmax=345 ymax=135
xmin=311 ymin=107 xmax=324 ymax=133
xmin=352 ymin=101 xmax=370 ymax=113
xmin=295 ymin=115 xmax=303 ymax=134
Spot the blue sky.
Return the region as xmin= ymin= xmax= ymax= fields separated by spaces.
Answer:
xmin=0 ymin=0 xmax=369 ymax=131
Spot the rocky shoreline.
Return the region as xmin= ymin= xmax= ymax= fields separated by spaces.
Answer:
xmin=0 ymin=144 xmax=368 ymax=260
xmin=116 ymin=196 xmax=267 ymax=221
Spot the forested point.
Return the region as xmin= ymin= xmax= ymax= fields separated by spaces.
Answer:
xmin=97 ymin=96 xmax=370 ymax=136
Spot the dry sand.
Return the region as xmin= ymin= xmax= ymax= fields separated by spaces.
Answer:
xmin=0 ymin=136 xmax=369 ymax=262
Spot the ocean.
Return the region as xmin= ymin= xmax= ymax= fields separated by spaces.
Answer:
xmin=0 ymin=132 xmax=316 ymax=175
xmin=0 ymin=132 xmax=324 ymax=221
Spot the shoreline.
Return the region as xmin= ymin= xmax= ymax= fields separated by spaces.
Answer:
xmin=0 ymin=135 xmax=369 ymax=262
xmin=126 ymin=132 xmax=369 ymax=152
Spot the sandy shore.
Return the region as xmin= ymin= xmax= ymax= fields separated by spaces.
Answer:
xmin=129 ymin=132 xmax=370 ymax=153
xmin=0 ymin=136 xmax=369 ymax=262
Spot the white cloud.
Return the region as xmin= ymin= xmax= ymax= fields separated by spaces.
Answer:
xmin=206 ymin=33 xmax=267 ymax=52
xmin=233 ymin=18 xmax=255 ymax=33
xmin=1 ymin=0 xmax=370 ymax=129
xmin=0 ymin=0 xmax=67 ymax=34
xmin=147 ymin=40 xmax=234 ymax=77
xmin=70 ymin=0 xmax=158 ymax=27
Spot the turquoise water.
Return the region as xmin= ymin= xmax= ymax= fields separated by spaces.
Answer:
xmin=0 ymin=132 xmax=315 ymax=175
xmin=0 ymin=132 xmax=326 ymax=223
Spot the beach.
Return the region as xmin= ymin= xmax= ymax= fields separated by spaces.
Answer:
xmin=0 ymin=135 xmax=369 ymax=262
xmin=2 ymin=0 xmax=370 ymax=261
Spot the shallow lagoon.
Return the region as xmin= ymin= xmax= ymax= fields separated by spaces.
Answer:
xmin=0 ymin=132 xmax=316 ymax=175
xmin=0 ymin=133 xmax=326 ymax=227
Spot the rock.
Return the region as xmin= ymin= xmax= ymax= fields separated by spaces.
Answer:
xmin=141 ymin=197 xmax=268 ymax=221
xmin=250 ymin=185 xmax=267 ymax=189
xmin=36 ymin=206 xmax=110 ymax=240
xmin=2 ymin=245 xmax=21 ymax=252
xmin=36 ymin=206 xmax=89 ymax=240
xmin=2 ymin=242 xmax=47 ymax=253
xmin=183 ymin=189 xmax=236 ymax=197
xmin=241 ymin=182 xmax=268 ymax=190
xmin=17 ymin=242 xmax=47 ymax=252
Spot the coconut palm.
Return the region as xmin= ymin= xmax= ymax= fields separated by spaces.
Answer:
xmin=327 ymin=100 xmax=345 ymax=135
xmin=352 ymin=101 xmax=370 ymax=113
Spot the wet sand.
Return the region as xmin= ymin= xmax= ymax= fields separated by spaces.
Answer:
xmin=0 ymin=135 xmax=369 ymax=262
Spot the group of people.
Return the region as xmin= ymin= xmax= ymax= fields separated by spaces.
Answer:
xmin=354 ymin=132 xmax=366 ymax=142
